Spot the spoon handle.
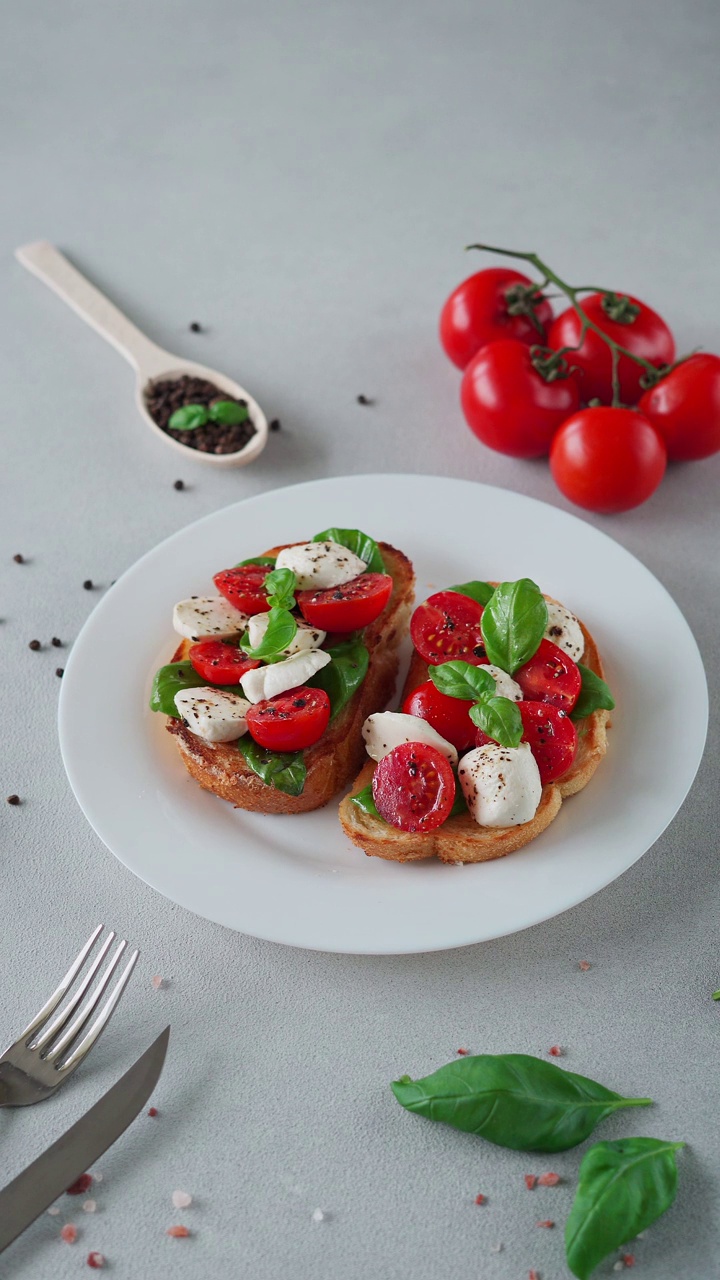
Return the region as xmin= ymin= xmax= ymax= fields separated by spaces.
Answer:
xmin=15 ymin=242 xmax=170 ymax=378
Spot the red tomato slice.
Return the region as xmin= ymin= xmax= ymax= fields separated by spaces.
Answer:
xmin=514 ymin=639 xmax=581 ymax=712
xmin=402 ymin=680 xmax=476 ymax=752
xmin=410 ymin=591 xmax=487 ymax=666
xmin=372 ymin=742 xmax=456 ymax=833
xmin=475 ymin=700 xmax=578 ymax=783
xmin=189 ymin=640 xmax=261 ymax=685
xmin=245 ymin=686 xmax=331 ymax=752
xmin=296 ymin=572 xmax=393 ymax=632
xmin=214 ymin=564 xmax=272 ymax=614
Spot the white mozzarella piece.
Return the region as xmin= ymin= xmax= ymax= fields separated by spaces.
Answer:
xmin=483 ymin=664 xmax=523 ymax=702
xmin=239 ymin=648 xmax=331 ymax=704
xmin=174 ymin=687 xmax=251 ymax=743
xmin=274 ymin=540 xmax=367 ymax=590
xmin=544 ymin=600 xmax=585 ymax=662
xmin=247 ymin=612 xmax=326 ymax=655
xmin=361 ymin=711 xmax=458 ymax=768
xmin=458 ymin=742 xmax=542 ymax=828
xmin=173 ymin=596 xmax=248 ymax=642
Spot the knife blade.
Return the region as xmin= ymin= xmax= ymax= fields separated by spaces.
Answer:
xmin=0 ymin=1025 xmax=170 ymax=1254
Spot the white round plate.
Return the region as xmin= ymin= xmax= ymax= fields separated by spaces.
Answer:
xmin=59 ymin=474 xmax=708 ymax=954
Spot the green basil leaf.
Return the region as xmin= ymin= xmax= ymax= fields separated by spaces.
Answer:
xmin=449 ymin=580 xmax=495 ymax=606
xmin=481 ymin=578 xmax=548 ymax=674
xmin=351 ymin=782 xmax=380 ymax=818
xmin=264 ymin=567 xmax=297 ymax=610
xmin=566 ymin=1138 xmax=684 ymax=1280
xmin=241 ymin=606 xmax=297 ymax=659
xmin=571 ymin=663 xmax=615 ymax=721
xmin=168 ymin=404 xmax=210 ymax=431
xmin=391 ymin=1053 xmax=652 ymax=1153
xmin=234 ymin=556 xmax=276 ymax=568
xmin=236 ymin=737 xmax=306 ymax=796
xmin=469 ymin=696 xmax=523 ymax=748
xmin=149 ymin=662 xmax=239 ymax=717
xmin=208 ymin=399 xmax=249 ymax=425
xmin=429 ymin=660 xmax=495 ymax=703
xmin=313 ymin=527 xmax=385 ymax=574
xmin=308 ymin=636 xmax=369 ymax=718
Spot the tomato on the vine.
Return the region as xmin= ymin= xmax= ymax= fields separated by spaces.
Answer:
xmin=214 ymin=564 xmax=272 ymax=614
xmin=410 ymin=591 xmax=486 ymax=666
xmin=189 ymin=640 xmax=261 ymax=685
xmin=372 ymin=742 xmax=456 ymax=833
xmin=548 ymin=292 xmax=675 ymax=405
xmin=550 ymin=406 xmax=667 ymax=513
xmin=402 ymin=680 xmax=476 ymax=752
xmin=639 ymin=353 xmax=720 ymax=461
xmin=297 ymin=572 xmax=393 ymax=632
xmin=440 ymin=268 xmax=553 ymax=370
xmin=245 ymin=686 xmax=331 ymax=751
xmin=460 ymin=339 xmax=580 ymax=458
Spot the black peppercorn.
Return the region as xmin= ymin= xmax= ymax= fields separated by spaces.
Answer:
xmin=189 ymin=322 xmax=202 ymax=333
xmin=55 ymin=667 xmax=64 ymax=678
xmin=174 ymin=479 xmax=185 ymax=491
xmin=13 ymin=553 xmax=25 ymax=564
xmin=28 ymin=639 xmax=41 ymax=651
xmin=269 ymin=418 xmax=281 ymax=432
xmin=7 ymin=795 xmax=20 ymax=805
xmin=83 ymin=579 xmax=93 ymax=590
xmin=51 ymin=637 xmax=62 ymax=647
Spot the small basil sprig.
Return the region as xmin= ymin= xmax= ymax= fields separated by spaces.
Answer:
xmin=313 ymin=527 xmax=385 ymax=574
xmin=571 ymin=663 xmax=615 ymax=721
xmin=565 ymin=1138 xmax=684 ymax=1279
xmin=236 ymin=737 xmax=306 ymax=796
xmin=169 ymin=400 xmax=249 ymax=431
xmin=481 ymin=578 xmax=548 ymax=673
xmin=391 ymin=1054 xmax=651 ymax=1153
xmin=449 ymin=580 xmax=495 ymax=606
xmin=308 ymin=636 xmax=369 ymax=719
xmin=150 ymin=661 xmax=239 ymax=717
xmin=240 ymin=569 xmax=298 ymax=660
xmin=263 ymin=567 xmax=297 ymax=611
xmin=430 ymin=661 xmax=522 ymax=749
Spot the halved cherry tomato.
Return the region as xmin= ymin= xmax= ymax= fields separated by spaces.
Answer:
xmin=440 ymin=268 xmax=554 ymax=370
xmin=245 ymin=686 xmax=331 ymax=751
xmin=514 ymin=639 xmax=581 ymax=712
xmin=296 ymin=572 xmax=393 ymax=632
xmin=410 ymin=591 xmax=486 ymax=666
xmin=372 ymin=742 xmax=456 ymax=833
xmin=189 ymin=640 xmax=261 ymax=685
xmin=476 ymin=700 xmax=578 ymax=784
xmin=402 ymin=681 xmax=476 ymax=752
xmin=214 ymin=564 xmax=272 ymax=614
xmin=548 ymin=293 xmax=675 ymax=405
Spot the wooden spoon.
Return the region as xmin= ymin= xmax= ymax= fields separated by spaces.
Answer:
xmin=15 ymin=241 xmax=268 ymax=468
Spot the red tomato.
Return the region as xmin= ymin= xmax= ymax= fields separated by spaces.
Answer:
xmin=477 ymin=701 xmax=578 ymax=784
xmin=639 ymin=353 xmax=720 ymax=461
xmin=296 ymin=572 xmax=393 ymax=633
xmin=410 ymin=591 xmax=487 ymax=666
xmin=245 ymin=686 xmax=331 ymax=751
xmin=550 ymin=407 xmax=666 ymax=513
xmin=514 ymin=639 xmax=582 ymax=713
xmin=440 ymin=268 xmax=554 ymax=370
xmin=460 ymin=340 xmax=580 ymax=458
xmin=402 ymin=681 xmax=476 ymax=752
xmin=372 ymin=742 xmax=456 ymax=833
xmin=214 ymin=565 xmax=272 ymax=614
xmin=548 ymin=293 xmax=675 ymax=405
xmin=189 ymin=641 xmax=261 ymax=685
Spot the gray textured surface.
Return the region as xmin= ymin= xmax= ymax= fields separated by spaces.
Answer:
xmin=1 ymin=0 xmax=719 ymax=1275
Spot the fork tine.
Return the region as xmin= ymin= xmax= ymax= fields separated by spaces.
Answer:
xmin=57 ymin=948 xmax=140 ymax=1073
xmin=42 ymin=938 xmax=127 ymax=1063
xmin=31 ymin=931 xmax=116 ymax=1052
xmin=17 ymin=925 xmax=104 ymax=1043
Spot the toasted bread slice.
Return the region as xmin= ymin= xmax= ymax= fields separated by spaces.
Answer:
xmin=338 ymin=608 xmax=610 ymax=862
xmin=165 ymin=541 xmax=415 ymax=814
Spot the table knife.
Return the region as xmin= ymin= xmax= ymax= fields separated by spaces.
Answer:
xmin=0 ymin=1025 xmax=170 ymax=1254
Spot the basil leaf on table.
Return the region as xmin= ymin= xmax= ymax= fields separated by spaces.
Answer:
xmin=168 ymin=404 xmax=210 ymax=431
xmin=481 ymin=578 xmax=548 ymax=673
xmin=150 ymin=662 xmax=239 ymax=717
xmin=235 ymin=555 xmax=277 ymax=568
xmin=236 ymin=737 xmax=307 ymax=796
xmin=312 ymin=527 xmax=385 ymax=574
xmin=449 ymin=580 xmax=495 ymax=606
xmin=351 ymin=782 xmax=380 ymax=818
xmin=570 ymin=663 xmax=615 ymax=721
xmin=391 ymin=1053 xmax=652 ymax=1152
xmin=469 ymin=696 xmax=523 ymax=749
xmin=241 ymin=606 xmax=297 ymax=659
xmin=308 ymin=636 xmax=369 ymax=718
xmin=565 ymin=1138 xmax=684 ymax=1280
xmin=208 ymin=399 xmax=249 ymax=426
xmin=429 ymin=660 xmax=495 ymax=702
xmin=264 ymin=567 xmax=297 ymax=610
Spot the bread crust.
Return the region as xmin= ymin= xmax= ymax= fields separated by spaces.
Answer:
xmin=338 ymin=601 xmax=611 ymax=863
xmin=165 ymin=541 xmax=415 ymax=814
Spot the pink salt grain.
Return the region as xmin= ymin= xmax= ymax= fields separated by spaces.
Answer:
xmin=172 ymin=1190 xmax=193 ymax=1209
xmin=151 ymin=975 xmax=165 ymax=990
xmin=536 ymin=1219 xmax=555 ymax=1228
xmin=537 ymin=1172 xmax=561 ymax=1187
xmin=456 ymin=1048 xmax=469 ymax=1055
xmin=548 ymin=1045 xmax=564 ymax=1057
xmin=529 ymin=1270 xmax=541 ymax=1280
xmin=148 ymin=1106 xmax=159 ymax=1117
xmin=60 ymin=1224 xmax=78 ymax=1243
xmin=622 ymin=1257 xmax=635 ymax=1269
xmin=524 ymin=1174 xmax=538 ymax=1190
xmin=474 ymin=1193 xmax=486 ymax=1205
xmin=82 ymin=1199 xmax=96 ymax=1213
xmin=47 ymin=1206 xmax=60 ymax=1216
xmin=578 ymin=960 xmax=591 ymax=971
xmin=87 ymin=1252 xmax=105 ymax=1269
xmin=166 ymin=1225 xmax=191 ymax=1238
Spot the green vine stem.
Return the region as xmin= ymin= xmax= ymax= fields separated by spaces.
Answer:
xmin=467 ymin=242 xmax=693 ymax=406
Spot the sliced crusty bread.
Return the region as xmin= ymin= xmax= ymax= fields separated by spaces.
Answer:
xmin=338 ymin=608 xmax=610 ymax=862
xmin=165 ymin=541 xmax=415 ymax=814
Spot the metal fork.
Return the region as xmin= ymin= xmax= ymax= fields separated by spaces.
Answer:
xmin=0 ymin=926 xmax=139 ymax=1107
